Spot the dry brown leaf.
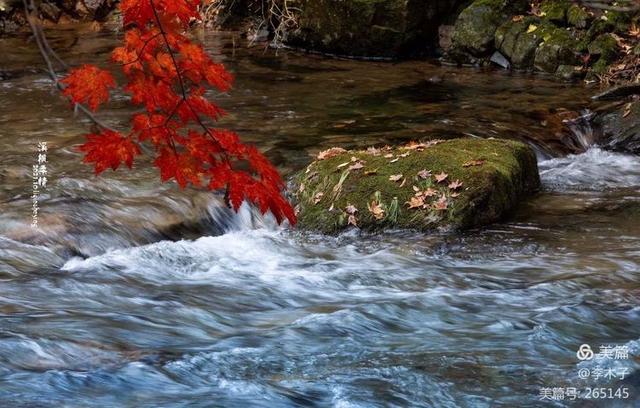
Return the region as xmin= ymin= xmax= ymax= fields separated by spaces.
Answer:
xmin=448 ymin=179 xmax=463 ymax=190
xmin=345 ymin=204 xmax=358 ymax=215
xmin=317 ymin=147 xmax=346 ymax=160
xmin=347 ymin=215 xmax=358 ymax=227
xmin=406 ymin=196 xmax=424 ymax=209
xmin=433 ymin=195 xmax=448 ymax=211
xmin=389 ymin=174 xmax=403 ymax=182
xmin=435 ymin=172 xmax=448 ymax=183
xmin=463 ymin=159 xmax=485 ymax=167
xmin=417 ymin=169 xmax=431 ymax=179
xmin=384 ymin=153 xmax=394 ymax=159
xmin=423 ymin=188 xmax=438 ymax=197
xmin=366 ymin=147 xmax=381 ymax=156
xmin=399 ymin=152 xmax=410 ymax=158
xmin=313 ymin=192 xmax=324 ymax=204
xmin=368 ymin=201 xmax=385 ymax=220
xmin=348 ymin=162 xmax=364 ymax=171
xmin=623 ymin=102 xmax=633 ymax=118
xmin=364 ymin=169 xmax=378 ymax=176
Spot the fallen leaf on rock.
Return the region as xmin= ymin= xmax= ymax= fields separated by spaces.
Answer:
xmin=317 ymin=147 xmax=346 ymax=160
xmin=313 ymin=192 xmax=324 ymax=204
xmin=368 ymin=201 xmax=385 ymax=220
xmin=463 ymin=159 xmax=485 ymax=167
xmin=433 ymin=195 xmax=448 ymax=210
xmin=389 ymin=174 xmax=403 ymax=182
xmin=423 ymin=188 xmax=438 ymax=197
xmin=417 ymin=169 xmax=431 ymax=179
xmin=406 ymin=196 xmax=424 ymax=209
xmin=403 ymin=141 xmax=427 ymax=151
xmin=435 ymin=172 xmax=448 ymax=183
xmin=448 ymin=179 xmax=463 ymax=190
xmin=366 ymin=147 xmax=381 ymax=156
xmin=348 ymin=162 xmax=364 ymax=171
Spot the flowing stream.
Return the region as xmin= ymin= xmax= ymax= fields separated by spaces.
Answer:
xmin=0 ymin=28 xmax=639 ymax=407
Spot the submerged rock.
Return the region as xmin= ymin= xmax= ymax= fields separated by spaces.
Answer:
xmin=293 ymin=138 xmax=540 ymax=233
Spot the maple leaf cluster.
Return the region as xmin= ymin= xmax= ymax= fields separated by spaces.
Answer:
xmin=59 ymin=0 xmax=295 ymax=224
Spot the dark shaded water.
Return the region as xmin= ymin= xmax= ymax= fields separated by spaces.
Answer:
xmin=0 ymin=28 xmax=639 ymax=407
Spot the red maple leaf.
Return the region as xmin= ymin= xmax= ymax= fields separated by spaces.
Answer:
xmin=61 ymin=65 xmax=116 ymax=111
xmin=78 ymin=130 xmax=141 ymax=174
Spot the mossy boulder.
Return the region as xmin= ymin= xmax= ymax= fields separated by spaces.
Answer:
xmin=588 ymin=33 xmax=619 ymax=59
xmin=534 ymin=27 xmax=581 ymax=72
xmin=555 ymin=64 xmax=583 ymax=80
xmin=450 ymin=0 xmax=528 ymax=58
xmin=286 ymin=0 xmax=468 ymax=58
xmin=588 ymin=33 xmax=620 ymax=74
xmin=567 ymin=4 xmax=591 ymax=28
xmin=293 ymin=138 xmax=540 ymax=233
xmin=540 ymin=0 xmax=570 ymax=24
xmin=497 ymin=18 xmax=555 ymax=69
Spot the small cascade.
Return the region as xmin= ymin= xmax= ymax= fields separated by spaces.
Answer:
xmin=562 ymin=109 xmax=597 ymax=151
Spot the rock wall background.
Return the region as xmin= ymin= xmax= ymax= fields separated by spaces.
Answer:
xmin=0 ymin=0 xmax=117 ymax=33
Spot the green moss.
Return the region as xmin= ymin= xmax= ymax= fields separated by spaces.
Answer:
xmin=540 ymin=0 xmax=570 ymax=24
xmin=534 ymin=27 xmax=580 ymax=72
xmin=555 ymin=64 xmax=583 ymax=80
xmin=588 ymin=33 xmax=619 ymax=59
xmin=293 ymin=138 xmax=540 ymax=234
xmin=451 ymin=0 xmax=528 ymax=57
xmin=567 ymin=4 xmax=590 ymax=28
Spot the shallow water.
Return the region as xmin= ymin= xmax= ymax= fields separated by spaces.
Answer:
xmin=0 ymin=29 xmax=639 ymax=407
